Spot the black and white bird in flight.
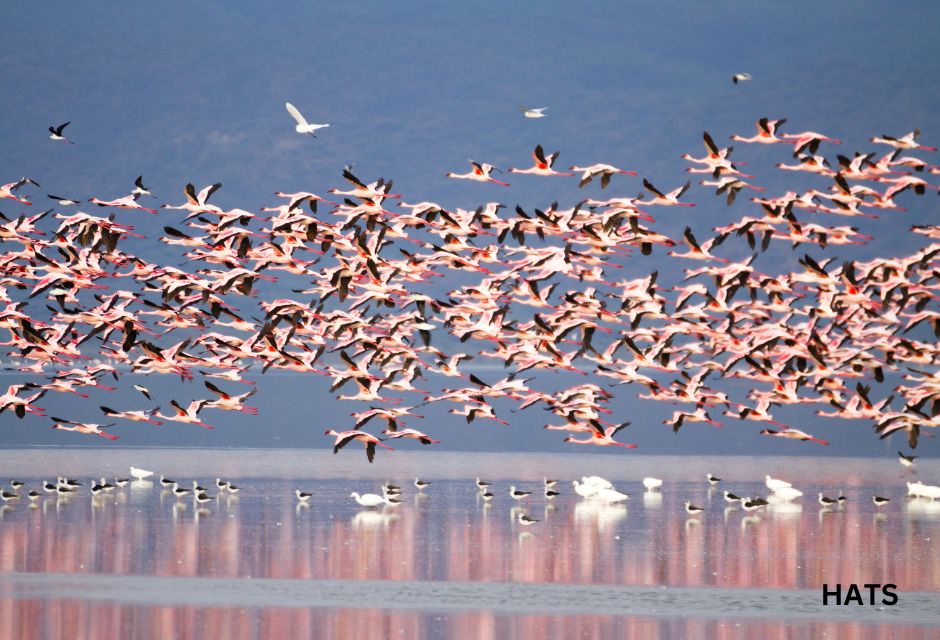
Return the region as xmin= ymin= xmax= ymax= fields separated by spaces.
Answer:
xmin=49 ymin=122 xmax=73 ymax=144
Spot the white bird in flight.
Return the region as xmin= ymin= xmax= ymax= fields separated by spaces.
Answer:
xmin=732 ymin=73 xmax=752 ymax=85
xmin=520 ymin=107 xmax=548 ymax=119
xmin=285 ymin=102 xmax=330 ymax=136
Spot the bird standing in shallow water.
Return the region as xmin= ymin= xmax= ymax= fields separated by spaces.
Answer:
xmin=350 ymin=491 xmax=387 ymax=508
xmin=517 ymin=513 xmax=539 ymax=525
xmin=818 ymin=493 xmax=838 ymax=507
xmin=509 ymin=486 xmax=531 ymax=500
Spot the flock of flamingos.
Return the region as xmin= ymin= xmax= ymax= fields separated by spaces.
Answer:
xmin=1 ymin=114 xmax=938 ymax=463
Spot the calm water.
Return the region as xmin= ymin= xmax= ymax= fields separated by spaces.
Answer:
xmin=0 ymin=449 xmax=938 ymax=639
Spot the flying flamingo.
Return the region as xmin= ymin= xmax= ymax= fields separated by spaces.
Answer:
xmin=731 ymin=118 xmax=796 ymax=145
xmin=760 ymin=428 xmax=829 ymax=445
xmin=446 ymin=160 xmax=510 ymax=186
xmin=89 ymin=194 xmax=158 ymax=215
xmin=1 ymin=177 xmax=39 ymax=205
xmin=509 ymin=145 xmax=574 ymax=177
xmin=563 ymin=421 xmax=636 ymax=448
xmin=569 ymin=163 xmax=637 ymax=188
xmin=639 ymin=179 xmax=695 ymax=206
xmin=324 ymin=429 xmax=394 ymax=463
xmin=870 ymin=129 xmax=937 ymax=151
xmin=157 ymin=400 xmax=214 ymax=429
xmin=51 ymin=417 xmax=119 ymax=441
xmin=382 ymin=428 xmax=441 ymax=445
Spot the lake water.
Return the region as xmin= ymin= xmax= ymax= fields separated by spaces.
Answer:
xmin=0 ymin=448 xmax=938 ymax=639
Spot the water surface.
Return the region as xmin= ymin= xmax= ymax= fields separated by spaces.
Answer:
xmin=0 ymin=449 xmax=937 ymax=639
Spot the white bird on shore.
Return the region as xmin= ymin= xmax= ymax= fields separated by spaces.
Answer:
xmin=521 ymin=107 xmax=547 ymax=119
xmin=593 ymin=487 xmax=629 ymax=503
xmin=285 ymin=102 xmax=330 ymax=136
xmin=572 ymin=476 xmax=613 ymax=498
xmin=350 ymin=491 xmax=387 ymax=508
xmin=908 ymin=482 xmax=940 ymax=500
xmin=642 ymin=477 xmax=663 ymax=491
xmin=130 ymin=467 xmax=153 ymax=481
xmin=765 ymin=475 xmax=792 ymax=492
xmin=581 ymin=476 xmax=613 ymax=489
xmin=771 ymin=486 xmax=803 ymax=501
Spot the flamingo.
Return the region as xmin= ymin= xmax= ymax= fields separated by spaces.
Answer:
xmin=157 ymin=400 xmax=214 ymax=429
xmin=382 ymin=428 xmax=440 ymax=445
xmin=731 ymin=118 xmax=795 ymax=145
xmin=759 ymin=428 xmax=829 ymax=445
xmin=100 ymin=406 xmax=163 ymax=426
xmin=667 ymin=227 xmax=727 ymax=263
xmin=639 ymin=179 xmax=695 ymax=206
xmin=569 ymin=163 xmax=637 ymax=188
xmin=509 ymin=145 xmax=574 ymax=177
xmin=870 ymin=129 xmax=937 ymax=151
xmin=563 ymin=421 xmax=636 ymax=448
xmin=89 ymin=194 xmax=158 ymax=215
xmin=446 ymin=160 xmax=510 ymax=186
xmin=1 ymin=177 xmax=39 ymax=205
xmin=161 ymin=182 xmax=223 ymax=215
xmin=51 ymin=417 xmax=118 ymax=441
xmin=324 ymin=429 xmax=393 ymax=463
xmin=780 ymin=131 xmax=842 ymax=156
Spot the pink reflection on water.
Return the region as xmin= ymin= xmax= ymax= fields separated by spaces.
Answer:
xmin=0 ymin=479 xmax=938 ymax=639
xmin=0 ymin=483 xmax=938 ymax=589
xmin=0 ymin=602 xmax=936 ymax=640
